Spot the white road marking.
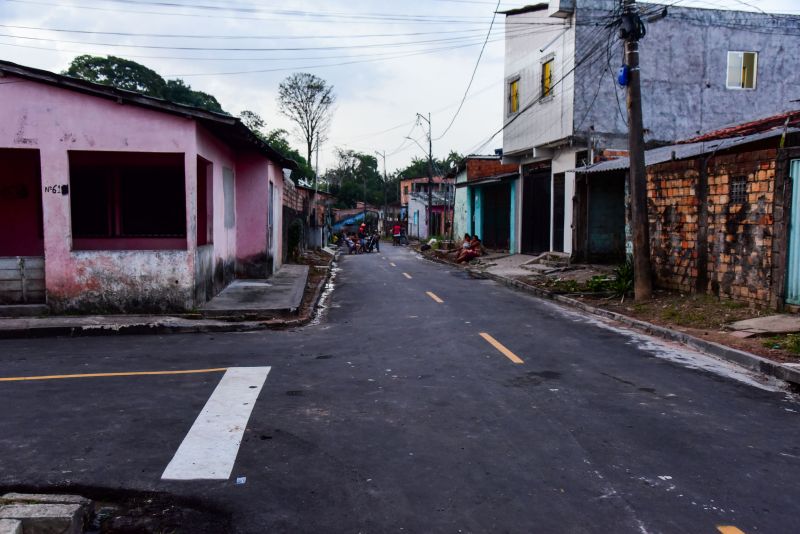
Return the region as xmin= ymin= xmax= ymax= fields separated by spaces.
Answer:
xmin=161 ymin=366 xmax=270 ymax=480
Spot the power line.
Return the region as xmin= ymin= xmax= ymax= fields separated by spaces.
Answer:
xmin=434 ymin=0 xmax=502 ymax=141
xmin=0 ymin=23 xmax=498 ymax=41
xmin=0 ymin=29 xmax=525 ymax=52
xmin=3 ymin=0 xmax=520 ymax=25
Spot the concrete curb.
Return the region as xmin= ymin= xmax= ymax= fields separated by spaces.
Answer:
xmin=422 ymin=251 xmax=800 ymax=386
xmin=0 ymin=251 xmax=339 ymax=339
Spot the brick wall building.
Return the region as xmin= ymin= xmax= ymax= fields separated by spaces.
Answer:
xmin=579 ymin=110 xmax=800 ymax=309
xmin=648 ymin=145 xmax=778 ymax=306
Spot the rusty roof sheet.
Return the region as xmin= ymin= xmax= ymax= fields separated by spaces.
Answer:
xmin=576 ymin=127 xmax=799 ymax=174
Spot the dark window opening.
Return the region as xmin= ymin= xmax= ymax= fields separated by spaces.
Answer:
xmin=69 ymin=151 xmax=186 ymax=250
xmin=197 ymin=156 xmax=213 ymax=246
xmin=730 ymin=175 xmax=747 ymax=204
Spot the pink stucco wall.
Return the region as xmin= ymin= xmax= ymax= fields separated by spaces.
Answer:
xmin=0 ymin=74 xmax=284 ymax=312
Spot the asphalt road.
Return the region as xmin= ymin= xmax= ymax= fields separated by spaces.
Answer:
xmin=1 ymin=244 xmax=800 ymax=533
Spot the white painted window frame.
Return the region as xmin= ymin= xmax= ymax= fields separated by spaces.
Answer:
xmin=726 ymin=51 xmax=758 ymax=90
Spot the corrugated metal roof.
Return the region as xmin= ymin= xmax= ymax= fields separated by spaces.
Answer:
xmin=575 ymin=127 xmax=799 ymax=174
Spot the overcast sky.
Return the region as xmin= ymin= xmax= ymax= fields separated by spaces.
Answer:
xmin=1 ymin=0 xmax=798 ymax=172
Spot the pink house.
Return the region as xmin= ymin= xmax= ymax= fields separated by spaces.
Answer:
xmin=0 ymin=60 xmax=295 ymax=312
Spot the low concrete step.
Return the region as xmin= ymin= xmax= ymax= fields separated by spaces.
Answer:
xmin=0 ymin=519 xmax=21 ymax=534
xmin=0 ymin=503 xmax=83 ymax=534
xmin=201 ymin=264 xmax=309 ymax=318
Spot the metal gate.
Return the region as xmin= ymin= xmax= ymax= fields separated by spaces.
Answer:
xmin=787 ymin=159 xmax=800 ymax=305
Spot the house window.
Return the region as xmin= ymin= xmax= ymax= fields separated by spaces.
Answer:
xmin=509 ymin=78 xmax=519 ymax=114
xmin=69 ymin=151 xmax=187 ymax=250
xmin=223 ymin=166 xmax=235 ymax=229
xmin=403 ymin=185 xmax=409 ymax=195
xmin=541 ymin=58 xmax=554 ymax=98
xmin=730 ymin=175 xmax=747 ymax=204
xmin=726 ymin=51 xmax=757 ymax=90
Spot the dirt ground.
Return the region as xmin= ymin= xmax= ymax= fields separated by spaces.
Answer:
xmin=575 ymin=291 xmax=800 ymax=364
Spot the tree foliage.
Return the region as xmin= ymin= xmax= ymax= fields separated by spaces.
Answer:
xmin=237 ymin=110 xmax=315 ymax=182
xmin=395 ymin=150 xmax=463 ymax=181
xmin=323 ymin=149 xmax=398 ymax=209
xmin=277 ymin=72 xmax=336 ymax=167
xmin=64 ymin=55 xmax=223 ymax=113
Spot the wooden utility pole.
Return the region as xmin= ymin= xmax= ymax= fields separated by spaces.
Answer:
xmin=622 ymin=0 xmax=653 ymax=301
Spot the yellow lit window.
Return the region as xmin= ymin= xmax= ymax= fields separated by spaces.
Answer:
xmin=542 ymin=59 xmax=553 ymax=97
xmin=726 ymin=51 xmax=757 ymax=89
xmin=509 ymin=79 xmax=519 ymax=114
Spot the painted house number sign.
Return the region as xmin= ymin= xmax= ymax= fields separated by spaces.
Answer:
xmin=44 ymin=184 xmax=69 ymax=195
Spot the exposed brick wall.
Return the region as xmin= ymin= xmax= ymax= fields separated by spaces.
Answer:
xmin=282 ymin=184 xmax=307 ymax=213
xmin=647 ymin=147 xmax=777 ymax=306
xmin=466 ymin=158 xmax=518 ymax=180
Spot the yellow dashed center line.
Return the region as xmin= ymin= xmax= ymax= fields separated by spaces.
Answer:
xmin=0 ymin=368 xmax=228 ymax=382
xmin=390 ymin=262 xmax=397 ymax=267
xmin=425 ymin=291 xmax=444 ymax=303
xmin=403 ymin=273 xmax=413 ymax=279
xmin=480 ymin=333 xmax=524 ymax=364
xmin=717 ymin=527 xmax=746 ymax=534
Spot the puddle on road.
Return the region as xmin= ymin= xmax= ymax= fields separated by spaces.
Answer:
xmin=308 ymin=261 xmax=340 ymax=326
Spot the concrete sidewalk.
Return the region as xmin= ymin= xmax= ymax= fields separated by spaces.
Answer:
xmin=0 ymin=262 xmax=319 ymax=339
xmin=201 ymin=264 xmax=309 ymax=318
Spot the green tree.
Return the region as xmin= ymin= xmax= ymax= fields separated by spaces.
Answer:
xmin=237 ymin=110 xmax=315 ymax=183
xmin=64 ymin=55 xmax=224 ymax=113
xmin=323 ymin=149 xmax=385 ymax=209
xmin=163 ymin=79 xmax=223 ymax=113
xmin=65 ymin=54 xmax=166 ymax=96
xmin=396 ymin=150 xmax=463 ymax=180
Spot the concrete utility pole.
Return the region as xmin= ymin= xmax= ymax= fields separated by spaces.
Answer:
xmin=417 ymin=112 xmax=434 ymax=239
xmin=375 ymin=150 xmax=388 ymax=234
xmin=621 ymin=0 xmax=653 ymax=301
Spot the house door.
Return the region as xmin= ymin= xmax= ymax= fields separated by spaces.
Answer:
xmin=552 ymin=173 xmax=565 ymax=253
xmin=787 ymin=160 xmax=800 ymax=304
xmin=482 ymin=183 xmax=510 ymax=250
xmin=520 ymin=166 xmax=551 ymax=254
xmin=0 ymin=149 xmax=45 ymax=304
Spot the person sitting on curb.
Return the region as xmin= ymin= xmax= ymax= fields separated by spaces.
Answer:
xmin=437 ymin=233 xmax=472 ymax=259
xmin=455 ymin=235 xmax=483 ymax=263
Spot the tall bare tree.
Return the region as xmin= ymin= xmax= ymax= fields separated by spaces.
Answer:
xmin=276 ymin=73 xmax=336 ymax=167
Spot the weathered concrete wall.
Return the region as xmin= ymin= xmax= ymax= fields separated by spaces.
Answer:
xmin=0 ymin=74 xmax=198 ymax=312
xmin=574 ymin=2 xmax=800 ymax=146
xmin=196 ymin=125 xmax=237 ymax=298
xmin=271 ymin=166 xmax=284 ymax=273
xmin=648 ymin=146 xmax=777 ymax=306
xmin=234 ymin=151 xmax=269 ymax=278
xmin=1 ymin=73 xmax=285 ymax=311
xmin=453 ymin=170 xmax=469 ymax=241
xmin=502 ymin=6 xmax=576 ymax=156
